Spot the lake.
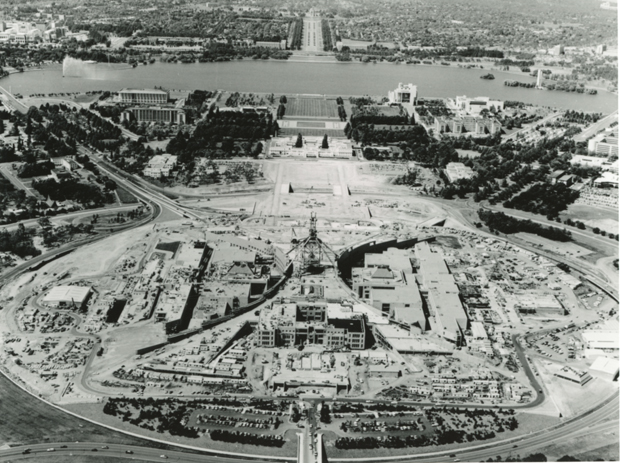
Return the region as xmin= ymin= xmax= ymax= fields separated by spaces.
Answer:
xmin=2 ymin=60 xmax=617 ymax=113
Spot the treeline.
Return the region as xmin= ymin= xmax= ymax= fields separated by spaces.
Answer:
xmin=504 ymin=80 xmax=536 ymax=88
xmin=562 ymin=111 xmax=602 ymax=124
xmin=503 ymin=182 xmax=580 ymax=218
xmin=335 ymin=428 xmax=497 ymax=450
xmin=199 ymin=43 xmax=292 ymax=62
xmin=33 ymin=178 xmax=114 ymax=207
xmin=498 ymin=58 xmax=535 ymax=67
xmin=322 ymin=19 xmax=334 ymax=51
xmin=345 ymin=123 xmax=431 ymax=151
xmin=350 ymin=106 xmax=410 ymax=127
xmin=455 ymin=47 xmax=504 ymax=58
xmin=477 ymin=209 xmax=572 ymax=242
xmin=103 ymin=397 xmax=199 ymax=438
xmin=210 ymin=429 xmax=284 ymax=447
xmin=289 ymin=18 xmax=303 ymax=50
xmin=0 ymin=225 xmax=40 ymax=258
xmin=166 ymin=110 xmax=277 ymax=163
xmin=18 ymin=161 xmax=54 ymax=179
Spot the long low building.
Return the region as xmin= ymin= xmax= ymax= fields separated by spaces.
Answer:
xmin=43 ymin=285 xmax=92 ymax=308
xmin=415 ymin=241 xmax=468 ymax=344
xmin=581 ymin=330 xmax=619 ymax=357
xmin=119 ymin=88 xmax=169 ymax=104
xmin=122 ymin=106 xmax=186 ymax=125
xmin=513 ymin=293 xmax=565 ymax=316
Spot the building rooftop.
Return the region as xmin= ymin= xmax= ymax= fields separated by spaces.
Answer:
xmin=582 ymin=330 xmax=619 ymax=349
xmin=365 ymin=248 xmax=412 ymax=273
xmin=43 ymin=285 xmax=91 ymax=304
xmin=590 ymin=356 xmax=619 ymax=376
xmin=120 ymin=88 xmax=168 ymax=94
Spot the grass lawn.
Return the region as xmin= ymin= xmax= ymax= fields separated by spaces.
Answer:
xmin=0 ymin=372 xmax=162 ymax=448
xmin=115 ymin=186 xmax=139 ymax=204
xmin=286 ymin=98 xmax=338 ymax=119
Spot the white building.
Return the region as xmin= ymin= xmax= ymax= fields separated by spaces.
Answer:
xmin=582 ymin=330 xmax=619 ymax=357
xmin=453 ymin=96 xmax=504 ymax=115
xmin=588 ymin=131 xmax=618 ymax=157
xmin=43 ymin=285 xmax=92 ymax=308
xmin=144 ymin=154 xmax=178 ymax=178
xmin=119 ymin=88 xmax=169 ymax=105
xmin=589 ymin=356 xmax=619 ymax=380
xmin=593 ymin=171 xmax=619 ymax=187
xmin=570 ymin=154 xmax=611 ymax=169
xmin=445 ymin=162 xmax=475 ymax=183
xmin=388 ymin=83 xmax=418 ymax=111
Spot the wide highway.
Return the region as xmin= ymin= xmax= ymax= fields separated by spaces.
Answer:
xmin=0 ymin=442 xmax=292 ymax=462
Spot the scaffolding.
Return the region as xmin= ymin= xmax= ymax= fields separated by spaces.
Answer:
xmin=288 ymin=212 xmax=336 ymax=277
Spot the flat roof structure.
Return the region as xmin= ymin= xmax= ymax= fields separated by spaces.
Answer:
xmin=365 ymin=248 xmax=413 ymax=273
xmin=590 ymin=356 xmax=619 ymax=380
xmin=43 ymin=285 xmax=91 ymax=305
xmin=415 ymin=241 xmax=468 ymax=343
xmin=582 ymin=330 xmax=619 ymax=350
xmin=374 ymin=324 xmax=453 ymax=354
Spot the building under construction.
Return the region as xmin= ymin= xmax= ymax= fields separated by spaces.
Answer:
xmin=288 ymin=212 xmax=337 ymax=277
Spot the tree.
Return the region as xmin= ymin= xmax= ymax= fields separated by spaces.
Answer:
xmin=321 ymin=134 xmax=329 ymax=149
xmin=294 ymin=133 xmax=303 ymax=148
xmin=276 ymin=103 xmax=286 ymax=119
xmin=593 ymin=227 xmax=600 ymax=234
xmin=37 ymin=217 xmax=52 ymax=229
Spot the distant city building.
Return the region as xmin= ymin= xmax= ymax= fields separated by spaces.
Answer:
xmin=444 ymin=162 xmax=476 ymax=183
xmin=255 ymin=40 xmax=287 ymax=49
xmin=595 ymin=44 xmax=608 ymax=54
xmin=0 ymin=21 xmax=43 ymax=43
xmin=434 ymin=115 xmax=501 ymax=136
xmin=549 ymin=44 xmax=565 ymax=55
xmin=388 ymin=83 xmax=418 ymax=110
xmin=570 ymin=154 xmax=614 ymax=169
xmin=119 ymin=88 xmax=169 ymax=105
xmin=143 ymin=154 xmax=178 ymax=178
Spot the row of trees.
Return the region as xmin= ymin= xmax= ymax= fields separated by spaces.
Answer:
xmin=210 ymin=429 xmax=285 ymax=447
xmin=288 ymin=18 xmax=303 ymax=50
xmin=477 ymin=209 xmax=572 ymax=242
